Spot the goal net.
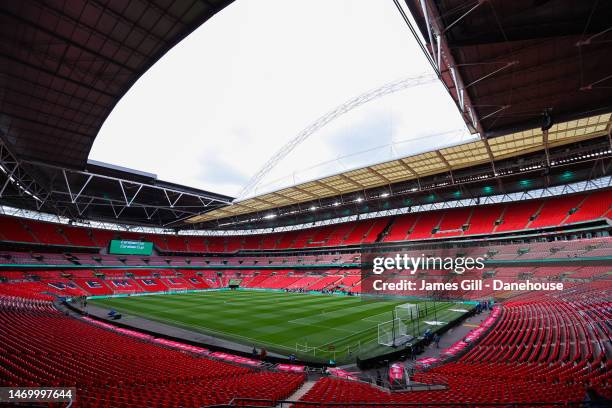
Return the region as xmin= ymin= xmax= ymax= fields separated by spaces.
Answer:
xmin=395 ymin=303 xmax=419 ymax=322
xmin=378 ymin=318 xmax=411 ymax=347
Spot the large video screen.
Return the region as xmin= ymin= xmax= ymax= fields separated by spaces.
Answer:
xmin=109 ymin=240 xmax=153 ymax=256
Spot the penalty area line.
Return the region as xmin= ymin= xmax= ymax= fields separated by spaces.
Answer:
xmin=287 ymin=320 xmax=360 ymax=335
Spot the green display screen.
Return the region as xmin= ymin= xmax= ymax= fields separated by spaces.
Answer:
xmin=109 ymin=240 xmax=153 ymax=255
xmin=228 ymin=279 xmax=242 ymax=286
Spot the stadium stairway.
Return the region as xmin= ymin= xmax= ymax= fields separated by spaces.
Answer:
xmin=374 ymin=216 xmax=397 ymax=243
xmin=282 ymin=380 xmax=318 ymax=405
xmin=415 ymin=308 xmax=494 ymax=361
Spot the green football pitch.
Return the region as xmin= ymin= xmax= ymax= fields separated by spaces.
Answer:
xmin=90 ymin=290 xmax=472 ymax=363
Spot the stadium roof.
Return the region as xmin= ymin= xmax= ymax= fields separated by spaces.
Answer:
xmin=402 ymin=0 xmax=612 ymax=137
xmin=0 ymin=0 xmax=233 ymax=167
xmin=185 ymin=112 xmax=612 ymax=224
xmin=2 ymin=0 xmax=611 ymax=228
xmin=0 ymin=0 xmax=234 ymax=225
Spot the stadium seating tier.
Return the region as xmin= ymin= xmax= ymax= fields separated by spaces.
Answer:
xmin=0 ymin=191 xmax=607 ymax=254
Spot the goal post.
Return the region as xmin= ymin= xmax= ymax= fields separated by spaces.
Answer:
xmin=377 ymin=318 xmax=411 ymax=347
xmin=295 ymin=343 xmax=315 ymax=353
xmin=395 ymin=303 xmax=419 ymax=322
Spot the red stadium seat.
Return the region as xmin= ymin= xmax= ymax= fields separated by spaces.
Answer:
xmin=0 ymin=296 xmax=304 ymax=407
xmin=298 ymin=282 xmax=611 ymax=405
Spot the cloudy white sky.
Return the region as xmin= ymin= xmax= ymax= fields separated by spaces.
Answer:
xmin=90 ymin=0 xmax=472 ymax=199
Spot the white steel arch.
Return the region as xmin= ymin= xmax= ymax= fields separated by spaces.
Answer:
xmin=237 ymin=73 xmax=438 ymax=200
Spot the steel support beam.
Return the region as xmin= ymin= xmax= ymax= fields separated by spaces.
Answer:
xmin=396 ymin=0 xmax=487 ymax=135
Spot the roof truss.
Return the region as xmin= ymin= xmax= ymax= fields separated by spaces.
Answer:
xmin=0 ymin=137 xmax=231 ymax=226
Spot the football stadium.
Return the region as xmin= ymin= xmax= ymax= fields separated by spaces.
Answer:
xmin=0 ymin=1 xmax=611 ymax=407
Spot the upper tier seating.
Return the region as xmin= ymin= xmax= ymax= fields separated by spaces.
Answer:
xmin=563 ymin=189 xmax=612 ymax=224
xmin=0 ymin=216 xmax=35 ymax=242
xmin=0 ymin=191 xmax=609 ymax=256
xmin=408 ymin=211 xmax=442 ymax=239
xmin=90 ymin=229 xmax=116 ymax=247
xmin=25 ymin=220 xmax=70 ymax=245
xmin=436 ymin=207 xmax=472 ymax=233
xmin=465 ymin=204 xmax=504 ymax=235
xmin=495 ymin=200 xmax=543 ymax=232
xmin=529 ymin=193 xmax=586 ymax=228
xmin=62 ymin=225 xmax=97 ymax=246
xmin=383 ymin=213 xmax=419 ymax=242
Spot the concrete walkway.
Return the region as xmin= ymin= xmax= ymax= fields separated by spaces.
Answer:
xmin=418 ymin=308 xmax=492 ymax=360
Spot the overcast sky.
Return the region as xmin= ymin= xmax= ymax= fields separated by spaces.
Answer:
xmin=90 ymin=0 xmax=471 ymax=199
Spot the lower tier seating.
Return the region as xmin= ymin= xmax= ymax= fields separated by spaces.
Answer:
xmin=299 ymin=282 xmax=611 ymax=405
xmin=0 ymin=296 xmax=304 ymax=407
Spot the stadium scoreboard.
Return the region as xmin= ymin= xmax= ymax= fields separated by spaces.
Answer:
xmin=109 ymin=240 xmax=153 ymax=255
